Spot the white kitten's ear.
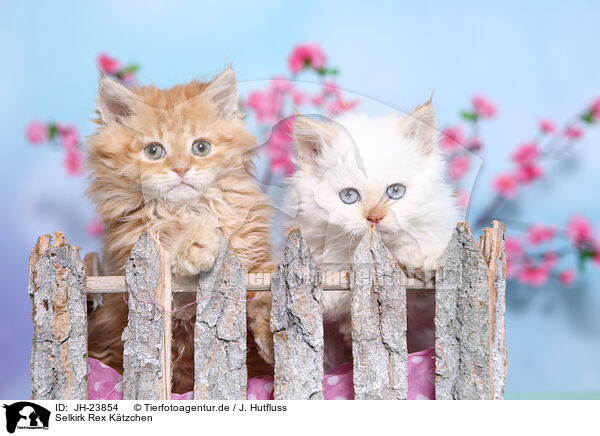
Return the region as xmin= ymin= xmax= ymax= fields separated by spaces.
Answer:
xmin=398 ymin=98 xmax=437 ymax=153
xmin=294 ymin=116 xmax=336 ymax=167
xmin=97 ymin=74 xmax=138 ymax=124
xmin=205 ymin=67 xmax=239 ymax=117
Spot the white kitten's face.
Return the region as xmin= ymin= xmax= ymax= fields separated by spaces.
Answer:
xmin=292 ymin=109 xmax=457 ymax=252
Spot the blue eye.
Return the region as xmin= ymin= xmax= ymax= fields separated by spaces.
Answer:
xmin=339 ymin=188 xmax=360 ymax=204
xmin=386 ymin=183 xmax=406 ymax=200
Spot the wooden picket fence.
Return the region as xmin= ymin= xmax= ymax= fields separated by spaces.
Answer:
xmin=27 ymin=220 xmax=506 ymax=400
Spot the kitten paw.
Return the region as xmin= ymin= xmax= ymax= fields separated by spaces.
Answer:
xmin=396 ymin=244 xmax=444 ymax=276
xmin=172 ymin=232 xmax=220 ymax=276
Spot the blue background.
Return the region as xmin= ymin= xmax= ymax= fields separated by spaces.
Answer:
xmin=1 ymin=0 xmax=599 ymax=398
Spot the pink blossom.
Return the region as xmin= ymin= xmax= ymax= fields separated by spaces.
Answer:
xmin=322 ymin=80 xmax=341 ymax=97
xmin=63 ymin=148 xmax=84 ymax=176
xmin=539 ymin=118 xmax=556 ymax=134
xmin=518 ymin=262 xmax=550 ymax=287
xmin=291 ymin=88 xmax=308 ymax=106
xmin=26 ymin=120 xmax=48 ymax=144
xmin=594 ymin=250 xmax=600 ymax=267
xmin=266 ymin=119 xmax=296 ymax=176
xmin=244 ymin=89 xmax=283 ymax=124
xmin=511 ymin=142 xmax=539 ymax=166
xmin=526 ymin=224 xmax=556 ymax=246
xmin=310 ymin=94 xmax=324 ymax=106
xmin=120 ymin=72 xmax=137 ymax=88
xmin=493 ymin=173 xmax=519 ymax=199
xmin=440 ymin=126 xmax=466 ymax=152
xmin=87 ymin=217 xmax=104 ymax=237
xmin=448 ymin=155 xmax=470 ymax=181
xmin=468 ymin=136 xmax=483 ymax=152
xmin=542 ymin=251 xmax=559 ymax=271
xmin=565 ymin=215 xmax=593 ymax=247
xmin=564 ymin=125 xmax=584 ymax=139
xmin=505 ymin=237 xmax=524 ymax=278
xmin=516 ymin=163 xmax=544 ymax=184
xmin=456 ymin=189 xmax=469 ymax=209
xmin=97 ymin=53 xmax=122 ymax=75
xmin=270 ymin=76 xmax=292 ymax=92
xmin=589 ymin=97 xmax=600 ymax=121
xmin=559 ymin=269 xmax=576 ymax=287
xmin=472 ymin=94 xmax=498 ymax=118
xmin=57 ymin=124 xmax=79 ymax=149
xmin=288 ymin=43 xmax=326 ymax=74
xmin=326 ymin=97 xmax=359 ymax=115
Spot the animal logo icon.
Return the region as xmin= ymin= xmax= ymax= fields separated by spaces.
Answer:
xmin=3 ymin=402 xmax=50 ymax=433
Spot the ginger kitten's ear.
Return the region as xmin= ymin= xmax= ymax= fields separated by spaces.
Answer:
xmin=398 ymin=98 xmax=437 ymax=154
xmin=97 ymin=75 xmax=138 ymax=124
xmin=204 ymin=67 xmax=239 ymax=117
xmin=294 ymin=116 xmax=336 ymax=167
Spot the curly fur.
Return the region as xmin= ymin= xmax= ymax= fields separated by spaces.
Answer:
xmin=86 ymin=68 xmax=274 ymax=393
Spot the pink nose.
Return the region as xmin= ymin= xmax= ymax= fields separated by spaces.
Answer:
xmin=367 ymin=208 xmax=385 ymax=224
xmin=173 ymin=167 xmax=189 ymax=178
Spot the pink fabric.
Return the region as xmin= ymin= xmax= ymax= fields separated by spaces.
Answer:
xmin=88 ymin=348 xmax=435 ymax=400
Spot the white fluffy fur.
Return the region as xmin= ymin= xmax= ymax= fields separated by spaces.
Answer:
xmin=289 ymin=103 xmax=461 ymax=370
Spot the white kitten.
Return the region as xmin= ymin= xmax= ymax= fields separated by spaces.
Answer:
xmin=289 ymin=100 xmax=461 ymax=370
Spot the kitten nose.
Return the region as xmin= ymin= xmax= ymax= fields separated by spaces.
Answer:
xmin=366 ymin=208 xmax=386 ymax=224
xmin=173 ymin=167 xmax=189 ymax=178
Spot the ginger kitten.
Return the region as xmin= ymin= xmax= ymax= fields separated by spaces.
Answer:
xmin=86 ymin=68 xmax=274 ymax=392
xmin=289 ymin=101 xmax=460 ymax=370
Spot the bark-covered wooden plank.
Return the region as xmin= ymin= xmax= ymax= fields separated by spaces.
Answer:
xmin=194 ymin=237 xmax=247 ymax=400
xmin=122 ymin=232 xmax=172 ymax=400
xmin=28 ymin=232 xmax=88 ymax=400
xmin=480 ymin=220 xmax=507 ymax=400
xmin=351 ymin=229 xmax=407 ymax=400
xmin=435 ymin=222 xmax=491 ymax=400
xmin=271 ymin=228 xmax=324 ymax=400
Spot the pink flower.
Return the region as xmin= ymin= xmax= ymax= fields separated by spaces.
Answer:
xmin=63 ymin=148 xmax=84 ymax=176
xmin=266 ymin=119 xmax=296 ymax=176
xmin=468 ymin=136 xmax=483 ymax=152
xmin=326 ymin=97 xmax=359 ymax=115
xmin=26 ymin=120 xmax=48 ymax=144
xmin=448 ymin=155 xmax=470 ymax=181
xmin=565 ymin=215 xmax=593 ymax=247
xmin=526 ymin=224 xmax=556 ymax=246
xmin=505 ymin=237 xmax=525 ymax=259
xmin=288 ymin=43 xmax=326 ymax=73
xmin=456 ymin=189 xmax=469 ymax=210
xmin=559 ymin=269 xmax=576 ymax=287
xmin=511 ymin=142 xmax=539 ymax=166
xmin=244 ymin=89 xmax=283 ymax=124
xmin=516 ymin=163 xmax=544 ymax=184
xmin=120 ymin=72 xmax=137 ymax=88
xmin=310 ymin=94 xmax=324 ymax=106
xmin=542 ymin=251 xmax=559 ymax=271
xmin=493 ymin=173 xmax=518 ymax=199
xmin=591 ymin=98 xmax=600 ymax=121
xmin=440 ymin=126 xmax=466 ymax=152
xmin=270 ymin=76 xmax=292 ymax=92
xmin=564 ymin=125 xmax=583 ymax=139
xmin=57 ymin=124 xmax=79 ymax=149
xmin=505 ymin=237 xmax=524 ymax=278
xmin=518 ymin=262 xmax=550 ymax=287
xmin=291 ymin=88 xmax=308 ymax=106
xmin=87 ymin=217 xmax=104 ymax=237
xmin=322 ymin=80 xmax=341 ymax=97
xmin=539 ymin=118 xmax=556 ymax=134
xmin=472 ymin=94 xmax=498 ymax=118
xmin=97 ymin=53 xmax=122 ymax=75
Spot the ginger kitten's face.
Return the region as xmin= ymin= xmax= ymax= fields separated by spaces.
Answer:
xmin=89 ymin=68 xmax=256 ymax=205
